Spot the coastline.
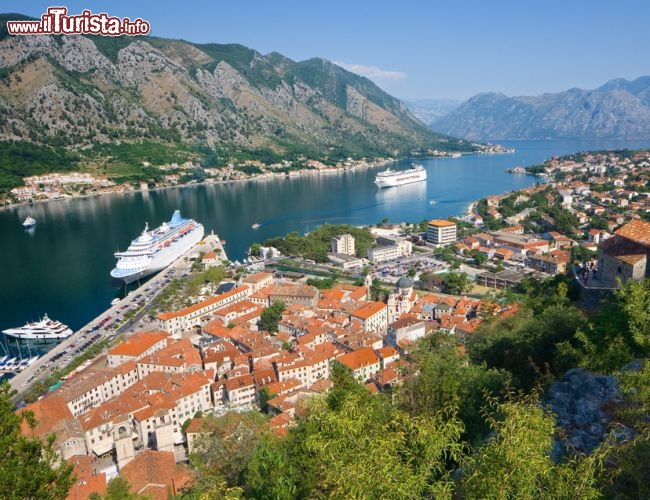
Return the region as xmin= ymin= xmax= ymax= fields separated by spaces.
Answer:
xmin=0 ymin=159 xmax=397 ymax=214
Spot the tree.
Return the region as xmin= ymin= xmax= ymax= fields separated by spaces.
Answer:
xmin=473 ymin=251 xmax=487 ymax=266
xmin=0 ymin=383 xmax=74 ymax=499
xmin=247 ymin=366 xmax=464 ymax=499
xmin=443 ymin=271 xmax=469 ymax=295
xmin=189 ymin=412 xmax=268 ymax=493
xmin=249 ymin=243 xmax=262 ymax=257
xmin=397 ymin=333 xmax=511 ymax=445
xmin=370 ymin=278 xmax=388 ymax=301
xmin=91 ymin=477 xmax=139 ymax=500
xmin=558 ymin=279 xmax=650 ymax=373
xmin=419 ymin=270 xmax=445 ymax=292
xmin=259 ymin=301 xmax=286 ymax=332
xmin=458 ymin=392 xmax=607 ymax=499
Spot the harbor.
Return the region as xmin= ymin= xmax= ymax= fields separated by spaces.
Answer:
xmin=7 ymin=232 xmax=227 ymax=400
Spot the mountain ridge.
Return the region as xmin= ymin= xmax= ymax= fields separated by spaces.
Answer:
xmin=0 ymin=12 xmax=474 ymax=189
xmin=432 ymin=76 xmax=650 ymax=141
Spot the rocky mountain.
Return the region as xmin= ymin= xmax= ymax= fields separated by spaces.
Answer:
xmin=432 ymin=77 xmax=650 ymax=141
xmin=0 ymin=13 xmax=472 ymax=177
xmin=402 ymin=98 xmax=460 ymax=126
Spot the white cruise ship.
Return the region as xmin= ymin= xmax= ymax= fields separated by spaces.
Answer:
xmin=374 ymin=164 xmax=427 ymax=188
xmin=2 ymin=314 xmax=73 ymax=340
xmin=110 ymin=210 xmax=204 ymax=284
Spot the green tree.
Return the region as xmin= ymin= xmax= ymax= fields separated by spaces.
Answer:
xmin=0 ymin=383 xmax=74 ymax=499
xmin=473 ymin=251 xmax=487 ymax=266
xmin=249 ymin=243 xmax=262 ymax=257
xmin=259 ymin=301 xmax=286 ymax=332
xmin=468 ymin=302 xmax=588 ymax=390
xmin=397 ymin=333 xmax=511 ymax=445
xmin=189 ymin=412 xmax=268 ymax=493
xmin=92 ymin=477 xmax=139 ymax=500
xmin=370 ymin=278 xmax=388 ymax=301
xmin=458 ymin=392 xmax=606 ymax=499
xmin=443 ymin=271 xmax=469 ymax=295
xmin=558 ymin=279 xmax=650 ymax=373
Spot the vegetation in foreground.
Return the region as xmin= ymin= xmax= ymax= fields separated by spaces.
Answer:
xmin=9 ymin=276 xmax=650 ymax=498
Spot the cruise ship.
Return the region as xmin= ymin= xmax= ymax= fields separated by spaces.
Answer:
xmin=374 ymin=164 xmax=427 ymax=188
xmin=2 ymin=314 xmax=73 ymax=340
xmin=110 ymin=210 xmax=204 ymax=284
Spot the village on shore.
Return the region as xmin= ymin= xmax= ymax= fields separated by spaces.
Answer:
xmin=15 ymin=148 xmax=650 ymax=498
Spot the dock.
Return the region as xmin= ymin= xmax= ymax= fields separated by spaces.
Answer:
xmin=9 ymin=232 xmax=228 ymax=400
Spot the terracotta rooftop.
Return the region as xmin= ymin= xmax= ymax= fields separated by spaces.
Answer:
xmin=351 ymin=301 xmax=386 ymax=320
xmin=614 ymin=219 xmax=650 ymax=246
xmin=243 ymin=271 xmax=274 ymax=283
xmin=66 ymin=455 xmax=106 ymax=500
xmin=120 ymin=450 xmax=193 ymax=500
xmin=108 ymin=331 xmax=169 ymax=358
xmin=157 ymin=285 xmax=249 ymax=321
xmin=338 ymin=346 xmax=379 ymax=371
xmin=428 ymin=219 xmax=456 ymax=227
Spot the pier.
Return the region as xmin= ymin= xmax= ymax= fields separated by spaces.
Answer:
xmin=8 ymin=233 xmax=227 ymax=401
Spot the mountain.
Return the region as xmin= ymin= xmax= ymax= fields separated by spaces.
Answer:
xmin=432 ymin=77 xmax=650 ymax=141
xmin=402 ymin=98 xmax=461 ymax=126
xmin=0 ymin=13 xmax=473 ymax=189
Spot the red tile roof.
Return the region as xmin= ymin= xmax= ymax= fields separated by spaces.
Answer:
xmin=108 ymin=331 xmax=169 ymax=357
xmin=338 ymin=346 xmax=379 ymax=371
xmin=615 ymin=219 xmax=650 ymax=246
xmin=351 ymin=301 xmax=386 ymax=320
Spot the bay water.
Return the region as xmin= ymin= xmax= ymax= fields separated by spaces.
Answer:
xmin=2 ymin=138 xmax=650 ymax=340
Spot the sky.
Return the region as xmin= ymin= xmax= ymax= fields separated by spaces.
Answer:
xmin=3 ymin=1 xmax=650 ymax=101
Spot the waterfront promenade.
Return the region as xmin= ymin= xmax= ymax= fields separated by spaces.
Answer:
xmin=9 ymin=233 xmax=228 ymax=401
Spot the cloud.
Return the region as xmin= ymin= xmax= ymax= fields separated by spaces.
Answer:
xmin=334 ymin=62 xmax=407 ymax=83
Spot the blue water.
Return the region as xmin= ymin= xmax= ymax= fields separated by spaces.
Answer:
xmin=1 ymin=138 xmax=649 ymax=338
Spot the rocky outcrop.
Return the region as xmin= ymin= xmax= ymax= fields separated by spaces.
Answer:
xmin=547 ymin=368 xmax=623 ymax=454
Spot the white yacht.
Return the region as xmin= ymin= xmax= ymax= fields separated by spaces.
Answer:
xmin=22 ymin=216 xmax=37 ymax=228
xmin=2 ymin=314 xmax=73 ymax=340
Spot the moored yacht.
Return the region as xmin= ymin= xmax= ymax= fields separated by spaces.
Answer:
xmin=2 ymin=314 xmax=73 ymax=340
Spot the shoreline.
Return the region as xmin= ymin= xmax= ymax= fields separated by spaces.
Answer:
xmin=0 ymin=159 xmax=398 ymax=214
xmin=1 ymin=147 xmax=498 ymax=214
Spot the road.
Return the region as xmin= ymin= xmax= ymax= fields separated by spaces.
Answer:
xmin=9 ymin=234 xmax=227 ymax=402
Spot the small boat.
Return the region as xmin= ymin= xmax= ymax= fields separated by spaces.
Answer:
xmin=429 ymin=200 xmax=438 ymax=205
xmin=2 ymin=358 xmax=17 ymax=369
xmin=22 ymin=216 xmax=37 ymax=228
xmin=251 ymin=223 xmax=261 ymax=229
xmin=111 ymin=298 xmax=120 ymax=307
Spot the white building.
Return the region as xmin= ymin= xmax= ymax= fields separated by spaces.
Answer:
xmin=367 ymin=238 xmax=412 ymax=263
xmin=426 ymin=219 xmax=457 ymax=245
xmin=331 ymin=234 xmax=356 ymax=256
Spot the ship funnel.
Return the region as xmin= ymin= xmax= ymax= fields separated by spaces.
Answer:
xmin=170 ymin=210 xmax=183 ymax=225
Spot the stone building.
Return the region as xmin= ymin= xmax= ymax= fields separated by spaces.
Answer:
xmin=597 ymin=219 xmax=650 ymax=287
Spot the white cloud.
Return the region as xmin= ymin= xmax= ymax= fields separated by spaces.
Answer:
xmin=334 ymin=61 xmax=407 ymax=83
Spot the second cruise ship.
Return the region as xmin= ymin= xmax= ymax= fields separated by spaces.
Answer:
xmin=374 ymin=164 xmax=427 ymax=188
xmin=110 ymin=210 xmax=204 ymax=284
